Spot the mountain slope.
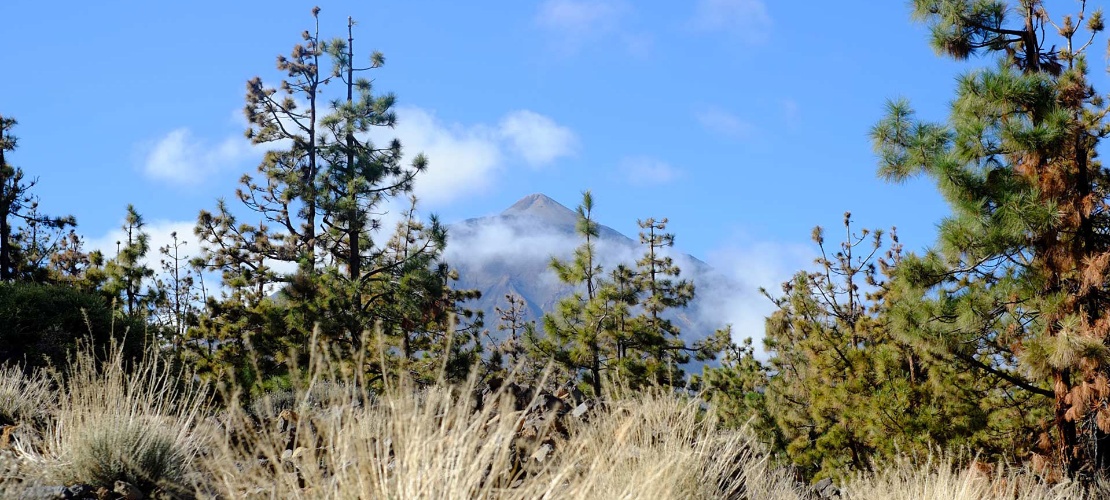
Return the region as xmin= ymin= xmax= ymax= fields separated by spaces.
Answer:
xmin=444 ymin=193 xmax=732 ymax=363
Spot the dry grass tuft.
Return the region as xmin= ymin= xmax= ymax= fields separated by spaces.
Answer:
xmin=36 ymin=342 xmax=208 ymax=494
xmin=0 ymin=364 xmax=55 ymax=426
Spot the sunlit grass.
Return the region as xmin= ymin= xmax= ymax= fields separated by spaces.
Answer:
xmin=1 ymin=338 xmax=1108 ymax=499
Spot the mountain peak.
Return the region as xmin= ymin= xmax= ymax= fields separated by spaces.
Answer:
xmin=502 ymin=193 xmax=577 ymax=225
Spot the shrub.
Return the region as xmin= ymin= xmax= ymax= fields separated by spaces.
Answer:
xmin=45 ymin=342 xmax=208 ymax=493
xmin=0 ymin=282 xmax=147 ymax=370
xmin=71 ymin=419 xmax=185 ymax=491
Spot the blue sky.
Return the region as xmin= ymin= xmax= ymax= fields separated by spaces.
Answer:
xmin=2 ymin=1 xmax=1032 ymax=340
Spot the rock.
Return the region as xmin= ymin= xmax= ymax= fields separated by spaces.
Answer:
xmin=19 ymin=486 xmax=65 ymax=499
xmin=113 ymin=480 xmax=144 ymax=500
xmin=572 ymin=402 xmax=592 ymax=420
xmin=531 ymin=443 xmax=554 ymax=463
xmin=65 ymin=484 xmax=94 ymax=499
xmin=530 ymin=391 xmax=569 ymax=416
xmin=811 ymin=477 xmax=840 ymax=498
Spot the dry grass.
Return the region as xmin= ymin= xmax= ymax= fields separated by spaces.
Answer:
xmin=0 ymin=363 xmax=55 ymax=426
xmin=844 ymin=454 xmax=1110 ymax=500
xmin=3 ymin=341 xmax=1110 ymax=499
xmin=6 ymin=342 xmax=210 ymax=496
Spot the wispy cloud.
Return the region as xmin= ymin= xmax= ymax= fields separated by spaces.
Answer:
xmin=696 ymin=107 xmax=754 ymax=140
xmin=701 ymin=239 xmax=813 ymax=350
xmin=535 ymin=0 xmax=650 ymax=56
xmin=499 ymin=110 xmax=579 ymax=167
xmin=618 ymin=156 xmax=683 ymax=186
xmin=688 ymin=0 xmax=772 ymax=44
xmin=537 ymin=0 xmax=627 ymax=34
xmin=389 ymin=107 xmax=579 ymax=207
xmin=142 ymin=128 xmax=257 ymax=186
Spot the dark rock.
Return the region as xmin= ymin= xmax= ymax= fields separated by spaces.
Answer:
xmin=65 ymin=484 xmax=94 ymax=499
xmin=113 ymin=480 xmax=144 ymax=500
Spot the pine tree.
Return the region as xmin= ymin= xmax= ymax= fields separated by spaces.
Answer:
xmin=102 ymin=205 xmax=157 ymax=318
xmin=193 ymin=8 xmax=455 ymax=388
xmin=532 ymin=190 xmax=615 ymax=397
xmin=347 ymin=199 xmax=482 ymax=385
xmin=0 ymin=115 xmax=75 ymax=282
xmin=694 ymin=335 xmax=780 ymax=446
xmin=154 ymin=231 xmax=200 ymax=352
xmin=753 ymin=216 xmax=1001 ymax=481
xmin=875 ymin=0 xmax=1110 ymax=473
xmin=632 ymin=217 xmax=696 ymax=386
xmin=495 ymin=292 xmax=530 ymax=368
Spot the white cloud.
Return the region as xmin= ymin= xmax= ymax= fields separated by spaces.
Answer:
xmin=499 ymin=110 xmax=579 ymax=167
xmin=86 ymin=218 xmax=199 ymax=270
xmin=688 ymin=0 xmax=772 ymax=44
xmin=618 ymin=156 xmax=683 ymax=186
xmin=142 ymin=128 xmax=257 ymax=185
xmin=537 ymin=0 xmax=627 ymax=34
xmin=386 ymin=107 xmax=578 ymax=207
xmin=700 ymin=239 xmax=813 ymax=351
xmin=391 ymin=107 xmax=503 ymax=206
xmin=696 ymin=107 xmax=754 ymax=140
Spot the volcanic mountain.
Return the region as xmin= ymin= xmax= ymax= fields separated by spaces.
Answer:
xmin=444 ymin=193 xmax=736 ymax=357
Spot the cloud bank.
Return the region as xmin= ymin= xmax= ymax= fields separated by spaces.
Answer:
xmin=444 ymin=211 xmax=813 ymax=353
xmin=142 ymin=128 xmax=257 ymax=186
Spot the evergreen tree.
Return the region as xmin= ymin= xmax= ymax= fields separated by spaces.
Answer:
xmin=341 ymin=199 xmax=482 ymax=386
xmin=532 ymin=190 xmax=615 ymax=397
xmin=155 ymin=231 xmax=201 ymax=351
xmin=694 ymin=335 xmax=780 ymax=447
xmin=47 ymin=229 xmax=91 ymax=286
xmin=193 ymin=8 xmax=458 ymax=388
xmin=752 ymin=216 xmax=1001 ymax=481
xmin=495 ymin=292 xmax=531 ymax=368
xmin=632 ymin=217 xmax=696 ymax=386
xmin=875 ymin=0 xmax=1110 ymax=473
xmin=102 ymin=205 xmax=158 ymax=318
xmin=0 ymin=115 xmax=75 ymax=282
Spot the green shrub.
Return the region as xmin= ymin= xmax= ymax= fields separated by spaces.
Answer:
xmin=70 ymin=419 xmax=185 ymax=491
xmin=0 ymin=282 xmax=147 ymax=370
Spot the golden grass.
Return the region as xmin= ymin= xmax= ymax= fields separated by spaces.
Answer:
xmin=1 ymin=340 xmax=1109 ymax=499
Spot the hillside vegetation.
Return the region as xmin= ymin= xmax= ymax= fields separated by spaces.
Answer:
xmin=7 ymin=1 xmax=1110 ymax=498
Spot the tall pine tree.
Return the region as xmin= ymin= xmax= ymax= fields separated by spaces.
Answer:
xmin=875 ymin=0 xmax=1110 ymax=473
